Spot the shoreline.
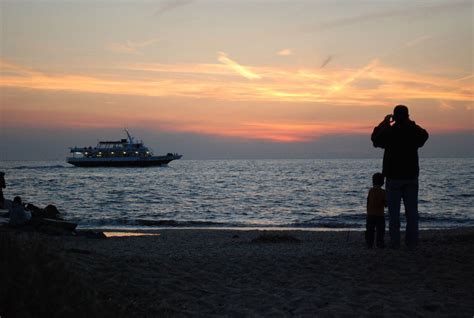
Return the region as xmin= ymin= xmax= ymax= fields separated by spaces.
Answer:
xmin=87 ymin=226 xmax=363 ymax=233
xmin=81 ymin=225 xmax=474 ymax=235
xmin=2 ymin=227 xmax=473 ymax=316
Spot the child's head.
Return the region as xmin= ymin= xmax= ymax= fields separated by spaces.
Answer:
xmin=13 ymin=196 xmax=22 ymax=205
xmin=372 ymin=173 xmax=384 ymax=187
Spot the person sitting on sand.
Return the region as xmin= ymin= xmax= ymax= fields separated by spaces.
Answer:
xmin=0 ymin=171 xmax=5 ymax=209
xmin=9 ymin=196 xmax=31 ymax=227
xmin=366 ymin=173 xmax=386 ymax=248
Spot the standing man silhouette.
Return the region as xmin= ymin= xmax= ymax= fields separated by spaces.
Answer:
xmin=371 ymin=105 xmax=428 ymax=250
xmin=0 ymin=172 xmax=5 ymax=209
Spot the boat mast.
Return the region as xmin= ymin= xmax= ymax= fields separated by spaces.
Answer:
xmin=124 ymin=128 xmax=134 ymax=144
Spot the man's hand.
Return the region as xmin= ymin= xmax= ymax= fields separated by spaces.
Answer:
xmin=384 ymin=114 xmax=393 ymax=124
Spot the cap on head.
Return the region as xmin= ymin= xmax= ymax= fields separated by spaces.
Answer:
xmin=0 ymin=171 xmax=4 ymax=176
xmin=393 ymin=105 xmax=409 ymax=121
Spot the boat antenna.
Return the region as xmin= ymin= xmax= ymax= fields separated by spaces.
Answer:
xmin=124 ymin=128 xmax=134 ymax=144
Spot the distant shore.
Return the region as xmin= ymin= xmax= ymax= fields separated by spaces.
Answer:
xmin=2 ymin=227 xmax=473 ymax=316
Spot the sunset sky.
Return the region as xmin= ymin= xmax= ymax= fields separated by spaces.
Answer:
xmin=1 ymin=0 xmax=473 ymax=159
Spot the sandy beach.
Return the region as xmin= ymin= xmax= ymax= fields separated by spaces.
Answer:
xmin=2 ymin=228 xmax=474 ymax=317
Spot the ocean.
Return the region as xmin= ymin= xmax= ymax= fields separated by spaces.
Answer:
xmin=1 ymin=158 xmax=473 ymax=230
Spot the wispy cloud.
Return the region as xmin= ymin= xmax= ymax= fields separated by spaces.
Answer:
xmin=304 ymin=1 xmax=471 ymax=32
xmin=439 ymin=100 xmax=456 ymax=111
xmin=277 ymin=49 xmax=292 ymax=56
xmin=329 ymin=59 xmax=379 ymax=93
xmin=403 ymin=35 xmax=433 ymax=49
xmin=217 ymin=52 xmax=262 ymax=80
xmin=106 ymin=38 xmax=160 ymax=54
xmin=155 ymin=0 xmax=194 ymax=16
xmin=455 ymin=74 xmax=474 ymax=81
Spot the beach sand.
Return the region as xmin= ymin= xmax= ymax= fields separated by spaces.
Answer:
xmin=2 ymin=228 xmax=474 ymax=317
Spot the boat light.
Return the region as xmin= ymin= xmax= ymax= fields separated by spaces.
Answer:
xmin=135 ymin=151 xmax=139 ymax=154
xmin=111 ymin=152 xmax=114 ymax=155
xmin=84 ymin=152 xmax=88 ymax=155
xmin=123 ymin=152 xmax=127 ymax=154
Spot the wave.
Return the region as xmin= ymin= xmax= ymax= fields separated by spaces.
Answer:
xmin=451 ymin=193 xmax=473 ymax=198
xmin=75 ymin=216 xmax=365 ymax=229
xmin=75 ymin=217 xmax=233 ymax=228
xmin=11 ymin=165 xmax=68 ymax=170
xmin=72 ymin=212 xmax=474 ymax=230
xmin=135 ymin=219 xmax=225 ymax=227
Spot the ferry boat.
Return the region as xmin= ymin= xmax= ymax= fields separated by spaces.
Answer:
xmin=67 ymin=130 xmax=182 ymax=167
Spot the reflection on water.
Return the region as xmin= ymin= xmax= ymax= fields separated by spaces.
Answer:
xmin=103 ymin=232 xmax=161 ymax=238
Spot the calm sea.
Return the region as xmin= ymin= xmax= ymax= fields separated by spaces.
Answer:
xmin=1 ymin=158 xmax=472 ymax=230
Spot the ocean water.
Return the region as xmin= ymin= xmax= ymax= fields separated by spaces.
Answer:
xmin=0 ymin=158 xmax=473 ymax=230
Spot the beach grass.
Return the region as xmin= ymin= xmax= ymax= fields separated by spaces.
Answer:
xmin=0 ymin=231 xmax=121 ymax=318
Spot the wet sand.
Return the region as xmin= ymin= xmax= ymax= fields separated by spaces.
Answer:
xmin=5 ymin=228 xmax=474 ymax=316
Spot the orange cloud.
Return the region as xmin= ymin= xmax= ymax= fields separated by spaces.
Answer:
xmin=2 ymin=58 xmax=471 ymax=105
xmin=1 ymin=58 xmax=472 ymax=142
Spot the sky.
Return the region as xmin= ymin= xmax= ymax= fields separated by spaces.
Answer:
xmin=0 ymin=0 xmax=473 ymax=160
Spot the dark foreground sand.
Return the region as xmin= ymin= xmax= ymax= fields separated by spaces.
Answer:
xmin=2 ymin=228 xmax=474 ymax=317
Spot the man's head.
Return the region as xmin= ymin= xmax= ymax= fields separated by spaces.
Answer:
xmin=372 ymin=173 xmax=384 ymax=187
xmin=393 ymin=105 xmax=409 ymax=122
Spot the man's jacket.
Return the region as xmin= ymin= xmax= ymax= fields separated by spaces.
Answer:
xmin=371 ymin=120 xmax=429 ymax=179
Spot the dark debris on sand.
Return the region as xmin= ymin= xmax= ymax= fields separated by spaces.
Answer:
xmin=251 ymin=233 xmax=302 ymax=243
